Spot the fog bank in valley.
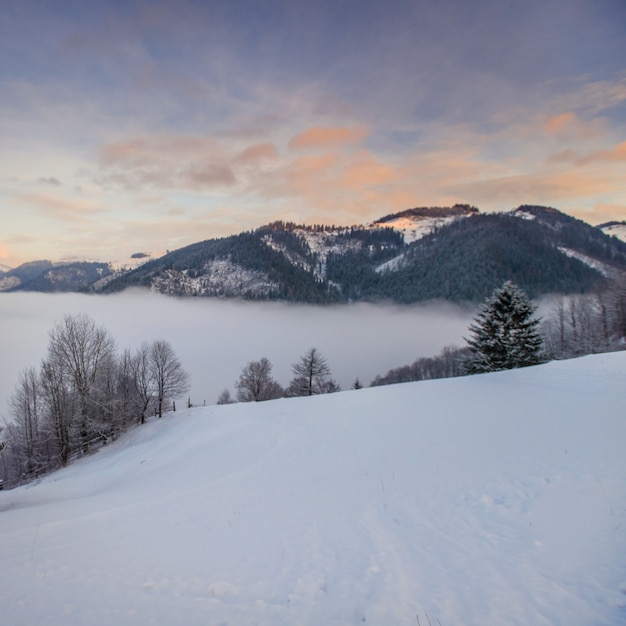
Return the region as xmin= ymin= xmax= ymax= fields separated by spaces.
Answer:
xmin=0 ymin=290 xmax=475 ymax=417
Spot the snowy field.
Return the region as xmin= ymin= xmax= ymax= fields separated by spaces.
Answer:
xmin=1 ymin=352 xmax=625 ymax=626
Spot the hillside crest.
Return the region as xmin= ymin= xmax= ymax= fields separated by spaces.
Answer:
xmin=2 ymin=205 xmax=625 ymax=303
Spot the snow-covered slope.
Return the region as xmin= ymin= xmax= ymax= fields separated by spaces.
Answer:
xmin=370 ymin=205 xmax=477 ymax=243
xmin=558 ymin=246 xmax=613 ymax=277
xmin=109 ymin=250 xmax=168 ymax=271
xmin=371 ymin=213 xmax=464 ymax=243
xmin=600 ymin=221 xmax=626 ymax=243
xmin=1 ymin=353 xmax=625 ymax=626
xmin=151 ymin=259 xmax=279 ymax=298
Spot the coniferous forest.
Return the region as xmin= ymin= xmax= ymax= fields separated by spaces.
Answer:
xmin=2 ymin=205 xmax=625 ymax=305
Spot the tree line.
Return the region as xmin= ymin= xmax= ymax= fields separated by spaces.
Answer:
xmin=223 ymin=275 xmax=626 ymax=402
xmin=541 ymin=278 xmax=626 ymax=359
xmin=218 ymin=347 xmax=341 ymax=405
xmin=371 ymin=275 xmax=626 ymax=386
xmin=1 ymin=314 xmax=189 ymax=486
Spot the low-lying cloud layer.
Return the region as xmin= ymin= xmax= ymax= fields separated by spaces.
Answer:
xmin=0 ymin=291 xmax=475 ymax=417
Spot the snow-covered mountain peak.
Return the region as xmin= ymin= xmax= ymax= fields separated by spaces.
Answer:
xmin=370 ymin=205 xmax=477 ymax=242
xmin=510 ymin=208 xmax=537 ymax=221
xmin=598 ymin=221 xmax=626 ymax=243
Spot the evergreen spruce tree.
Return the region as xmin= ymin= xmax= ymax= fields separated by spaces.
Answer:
xmin=465 ymin=281 xmax=544 ymax=373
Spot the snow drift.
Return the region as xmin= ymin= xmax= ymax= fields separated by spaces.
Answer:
xmin=1 ymin=352 xmax=625 ymax=626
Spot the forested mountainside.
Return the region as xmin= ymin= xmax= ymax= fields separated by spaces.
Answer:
xmin=328 ymin=208 xmax=625 ymax=302
xmin=2 ymin=205 xmax=625 ymax=303
xmin=99 ymin=205 xmax=626 ymax=303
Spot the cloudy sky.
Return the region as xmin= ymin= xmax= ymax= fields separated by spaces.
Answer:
xmin=1 ymin=0 xmax=625 ymax=266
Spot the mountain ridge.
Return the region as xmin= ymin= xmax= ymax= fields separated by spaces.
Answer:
xmin=2 ymin=205 xmax=625 ymax=303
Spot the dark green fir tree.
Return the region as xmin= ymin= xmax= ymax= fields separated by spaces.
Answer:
xmin=465 ymin=281 xmax=544 ymax=373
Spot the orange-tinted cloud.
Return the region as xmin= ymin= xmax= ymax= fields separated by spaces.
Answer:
xmin=98 ymin=135 xmax=237 ymax=191
xmin=16 ymin=192 xmax=104 ymax=222
xmin=100 ymin=135 xmax=222 ymax=165
xmin=234 ymin=142 xmax=279 ymax=165
xmin=279 ymin=153 xmax=340 ymax=197
xmin=550 ymin=140 xmax=626 ymax=166
xmin=541 ymin=111 xmax=606 ymax=142
xmin=339 ymin=151 xmax=396 ymax=189
xmin=578 ymin=141 xmax=626 ymax=165
xmin=288 ymin=126 xmax=368 ymax=151
xmin=544 ymin=112 xmax=577 ymax=134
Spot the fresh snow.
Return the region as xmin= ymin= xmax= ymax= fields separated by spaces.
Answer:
xmin=375 ymin=251 xmax=407 ymax=274
xmin=600 ymin=222 xmax=626 ymax=243
xmin=510 ymin=208 xmax=537 ymax=221
xmin=558 ymin=246 xmax=612 ymax=277
xmin=0 ymin=275 xmax=20 ymax=290
xmin=371 ymin=215 xmax=461 ymax=243
xmin=151 ymin=259 xmax=278 ymax=298
xmin=292 ymin=229 xmax=362 ymax=280
xmin=1 ymin=352 xmax=625 ymax=626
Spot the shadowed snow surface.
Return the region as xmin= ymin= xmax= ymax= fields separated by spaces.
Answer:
xmin=1 ymin=352 xmax=625 ymax=625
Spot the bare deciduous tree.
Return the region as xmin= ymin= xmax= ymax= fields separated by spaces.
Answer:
xmin=235 ymin=357 xmax=284 ymax=402
xmin=2 ymin=318 xmax=193 ymax=486
xmin=40 ymin=357 xmax=74 ymax=466
xmin=46 ymin=314 xmax=117 ymax=449
xmin=287 ymin=347 xmax=338 ymax=396
xmin=217 ymin=388 xmax=235 ymax=405
xmin=130 ymin=343 xmax=155 ymax=423
xmin=7 ymin=368 xmax=48 ymax=477
xmin=149 ymin=340 xmax=190 ymax=417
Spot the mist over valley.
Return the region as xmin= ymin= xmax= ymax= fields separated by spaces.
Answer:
xmin=0 ymin=290 xmax=475 ymax=419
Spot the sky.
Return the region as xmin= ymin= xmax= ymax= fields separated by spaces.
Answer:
xmin=1 ymin=0 xmax=625 ymax=267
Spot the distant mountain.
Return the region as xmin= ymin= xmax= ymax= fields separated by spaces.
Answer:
xmin=0 ymin=260 xmax=112 ymax=293
xmin=98 ymin=205 xmax=626 ymax=303
xmin=0 ymin=250 xmax=170 ymax=293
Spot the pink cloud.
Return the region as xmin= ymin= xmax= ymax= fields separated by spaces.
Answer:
xmin=544 ymin=112 xmax=577 ymax=134
xmin=339 ymin=152 xmax=396 ymax=189
xmin=578 ymin=141 xmax=626 ymax=165
xmin=288 ymin=126 xmax=368 ymax=151
xmin=16 ymin=192 xmax=104 ymax=222
xmin=98 ymin=135 xmax=237 ymax=191
xmin=234 ymin=142 xmax=279 ymax=165
xmin=100 ymin=135 xmax=222 ymax=166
